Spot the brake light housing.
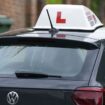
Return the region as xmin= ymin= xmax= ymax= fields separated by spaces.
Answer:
xmin=73 ymin=87 xmax=104 ymax=105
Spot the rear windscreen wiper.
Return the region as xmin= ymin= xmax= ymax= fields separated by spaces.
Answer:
xmin=15 ymin=72 xmax=62 ymax=79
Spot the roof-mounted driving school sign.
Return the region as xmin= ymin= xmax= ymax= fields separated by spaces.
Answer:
xmin=34 ymin=5 xmax=103 ymax=31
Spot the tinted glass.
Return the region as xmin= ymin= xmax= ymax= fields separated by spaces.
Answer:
xmin=0 ymin=45 xmax=98 ymax=80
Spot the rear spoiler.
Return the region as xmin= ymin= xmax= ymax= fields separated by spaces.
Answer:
xmin=0 ymin=36 xmax=99 ymax=49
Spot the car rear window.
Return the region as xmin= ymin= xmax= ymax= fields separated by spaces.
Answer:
xmin=0 ymin=44 xmax=98 ymax=80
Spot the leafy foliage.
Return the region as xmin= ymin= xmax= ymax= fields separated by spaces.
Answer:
xmin=46 ymin=0 xmax=63 ymax=4
xmin=91 ymin=0 xmax=99 ymax=15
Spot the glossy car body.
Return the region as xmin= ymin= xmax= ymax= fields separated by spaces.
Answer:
xmin=0 ymin=27 xmax=104 ymax=105
xmin=0 ymin=4 xmax=105 ymax=105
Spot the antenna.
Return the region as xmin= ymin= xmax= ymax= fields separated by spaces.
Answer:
xmin=46 ymin=9 xmax=58 ymax=37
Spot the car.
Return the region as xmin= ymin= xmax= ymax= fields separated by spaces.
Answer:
xmin=0 ymin=4 xmax=105 ymax=105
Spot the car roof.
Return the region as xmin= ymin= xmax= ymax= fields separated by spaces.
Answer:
xmin=0 ymin=27 xmax=105 ymax=44
xmin=16 ymin=27 xmax=105 ymax=43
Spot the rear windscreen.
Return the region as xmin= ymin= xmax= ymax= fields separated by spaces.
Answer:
xmin=0 ymin=45 xmax=98 ymax=80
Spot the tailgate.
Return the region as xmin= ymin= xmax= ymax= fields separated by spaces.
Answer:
xmin=0 ymin=80 xmax=88 ymax=105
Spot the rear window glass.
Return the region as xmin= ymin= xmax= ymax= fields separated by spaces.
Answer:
xmin=0 ymin=45 xmax=98 ymax=80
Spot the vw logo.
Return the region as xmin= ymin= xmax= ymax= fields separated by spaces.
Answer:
xmin=7 ymin=91 xmax=19 ymax=105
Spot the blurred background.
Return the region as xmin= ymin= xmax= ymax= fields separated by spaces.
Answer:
xmin=0 ymin=0 xmax=105 ymax=32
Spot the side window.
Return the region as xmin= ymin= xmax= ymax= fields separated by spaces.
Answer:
xmin=97 ymin=50 xmax=105 ymax=82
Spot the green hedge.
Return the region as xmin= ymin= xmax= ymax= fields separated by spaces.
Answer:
xmin=91 ymin=0 xmax=99 ymax=16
